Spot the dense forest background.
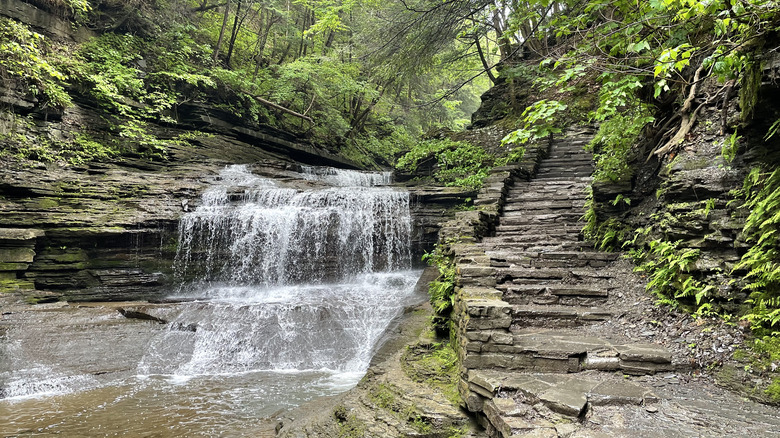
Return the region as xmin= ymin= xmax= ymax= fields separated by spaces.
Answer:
xmin=1 ymin=0 xmax=505 ymax=167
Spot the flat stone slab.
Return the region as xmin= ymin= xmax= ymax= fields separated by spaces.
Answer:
xmin=469 ymin=370 xmax=659 ymax=420
xmin=460 ymin=287 xmax=504 ymax=300
xmin=0 ymin=228 xmax=45 ymax=241
xmin=512 ymin=305 xmax=612 ymax=321
xmin=540 ymin=386 xmax=588 ymax=416
xmin=507 ymin=330 xmax=673 ymax=373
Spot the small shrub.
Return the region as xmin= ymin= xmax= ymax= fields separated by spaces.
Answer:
xmin=396 ymin=139 xmax=494 ymax=189
xmin=0 ymin=18 xmax=71 ymax=108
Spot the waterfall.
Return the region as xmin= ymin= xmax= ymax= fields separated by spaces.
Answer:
xmin=139 ymin=164 xmax=421 ymax=379
xmin=174 ymin=165 xmax=412 ymax=286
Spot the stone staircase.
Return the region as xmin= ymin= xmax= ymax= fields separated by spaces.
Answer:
xmin=452 ymin=132 xmax=679 ymax=437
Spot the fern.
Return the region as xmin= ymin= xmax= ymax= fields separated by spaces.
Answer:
xmin=638 ymin=239 xmax=713 ymax=315
xmin=734 ymin=167 xmax=780 ymax=334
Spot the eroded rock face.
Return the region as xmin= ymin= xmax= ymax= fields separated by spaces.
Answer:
xmin=0 ymin=119 xmax=464 ymax=301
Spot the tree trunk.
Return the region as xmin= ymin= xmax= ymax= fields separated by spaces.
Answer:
xmin=253 ymin=9 xmax=275 ymax=80
xmin=213 ymin=0 xmax=231 ymax=63
xmin=492 ymin=7 xmax=511 ymax=61
xmin=225 ymin=0 xmax=243 ymax=67
xmin=475 ymin=35 xmax=497 ymax=84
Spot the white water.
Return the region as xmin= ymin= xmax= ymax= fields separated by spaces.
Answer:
xmin=175 ymin=165 xmax=412 ymax=285
xmin=1 ymin=164 xmax=423 ymax=436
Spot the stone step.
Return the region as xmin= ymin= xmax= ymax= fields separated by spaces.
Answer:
xmin=536 ymin=170 xmax=594 ymax=179
xmin=466 ymin=330 xmax=674 ymax=375
xmin=538 ymin=162 xmax=593 ymax=170
xmin=509 ymin=186 xmax=589 ymax=197
xmin=504 ymin=192 xmax=589 ymax=202
xmin=504 ymin=284 xmax=609 ymax=299
xmin=488 ymin=250 xmax=617 ymax=262
xmin=486 ymin=242 xmax=591 ymax=252
xmin=540 ymin=158 xmax=593 ymax=167
xmin=511 ymin=304 xmax=612 ymax=325
xmin=467 ymin=369 xmax=659 ymax=425
xmin=500 ymin=212 xmax=584 ymax=224
xmin=497 ymin=267 xmax=611 ymax=281
xmin=501 ymin=209 xmax=585 ymax=218
xmin=505 ymin=188 xmax=588 ymax=198
xmin=493 ymin=224 xmax=582 ymax=234
xmin=546 ymin=149 xmax=590 ymax=156
xmin=491 ymin=258 xmax=596 ymax=270
xmin=487 ymin=250 xmax=617 ymax=269
xmin=547 ymin=147 xmax=590 ymax=154
xmin=503 ymin=200 xmax=586 ymax=212
xmin=518 ymin=179 xmax=590 ymax=187
xmin=533 ymin=176 xmax=594 ymax=184
xmin=482 ymin=233 xmax=581 ymax=245
xmin=486 ymin=234 xmax=582 ymax=247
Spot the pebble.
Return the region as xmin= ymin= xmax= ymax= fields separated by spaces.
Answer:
xmin=646 ymin=406 xmax=659 ymax=413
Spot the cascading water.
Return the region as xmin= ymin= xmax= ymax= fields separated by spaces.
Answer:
xmin=0 ymin=164 xmax=423 ymax=436
xmin=174 ymin=164 xmax=411 ymax=286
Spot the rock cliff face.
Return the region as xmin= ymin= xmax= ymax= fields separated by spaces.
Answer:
xmin=587 ymin=65 xmax=780 ymax=315
xmin=0 ymin=108 xmax=463 ymax=301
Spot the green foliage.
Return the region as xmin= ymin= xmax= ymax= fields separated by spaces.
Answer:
xmin=721 ymin=130 xmax=741 ymax=163
xmin=501 ymin=99 xmax=567 ymax=147
xmin=748 ymin=336 xmax=780 ymax=401
xmin=396 ymin=139 xmax=495 ymax=189
xmin=733 ymin=167 xmax=780 ymax=334
xmin=634 ymin=239 xmax=714 ymax=315
xmin=68 ymin=133 xmax=120 ymax=165
xmin=587 ymin=107 xmax=654 ymax=183
xmin=0 ymin=18 xmax=71 ymax=108
xmin=333 ymin=405 xmax=366 ymax=438
xmin=766 ymin=119 xmax=780 ymax=141
xmin=421 ymin=243 xmax=456 ymax=334
xmin=582 ymin=187 xmax=632 ymax=252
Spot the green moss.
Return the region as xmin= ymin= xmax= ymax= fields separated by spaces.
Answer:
xmin=333 ymin=406 xmax=366 ymax=438
xmin=720 ymin=336 xmax=780 ymax=404
xmin=732 ymin=349 xmax=750 ymax=361
xmin=409 ymin=414 xmax=432 ymax=434
xmin=45 ymin=249 xmax=88 ymax=263
xmin=0 ymin=263 xmax=30 ymax=270
xmin=766 ymin=378 xmax=780 ymax=402
xmin=678 ymin=157 xmax=711 ymax=171
xmin=33 ymin=198 xmax=61 ymax=209
xmin=369 ymin=383 xmax=398 ymax=410
xmin=401 ymin=339 xmax=460 ymax=406
xmin=0 ymin=278 xmax=35 ymax=292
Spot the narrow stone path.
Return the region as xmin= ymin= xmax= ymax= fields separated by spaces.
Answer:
xmin=452 ymin=131 xmax=780 ymax=437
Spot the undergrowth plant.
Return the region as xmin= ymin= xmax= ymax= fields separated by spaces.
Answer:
xmin=733 ymin=167 xmax=780 ymax=335
xmin=587 ymin=108 xmax=653 ymax=183
xmin=421 ymin=242 xmax=456 ymax=335
xmin=634 ymin=239 xmax=715 ymax=316
xmin=0 ymin=18 xmax=71 ymax=108
xmin=501 ymin=99 xmax=567 ymax=147
xmin=396 ymin=139 xmax=495 ymax=189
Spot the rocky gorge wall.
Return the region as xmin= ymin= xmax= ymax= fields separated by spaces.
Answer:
xmin=0 ymin=107 xmax=464 ymax=302
xmin=587 ymin=60 xmax=780 ymax=317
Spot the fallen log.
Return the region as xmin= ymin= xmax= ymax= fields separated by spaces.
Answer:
xmin=253 ymin=95 xmax=314 ymax=123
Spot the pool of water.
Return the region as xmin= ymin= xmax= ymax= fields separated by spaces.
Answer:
xmin=0 ymin=271 xmax=424 ymax=436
